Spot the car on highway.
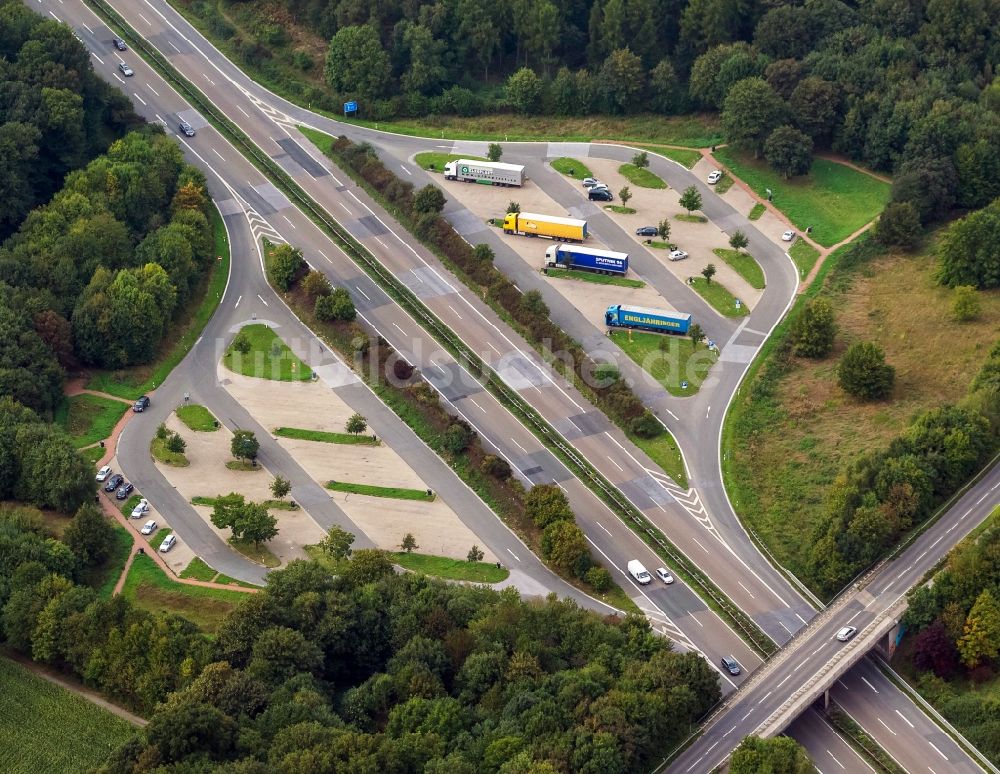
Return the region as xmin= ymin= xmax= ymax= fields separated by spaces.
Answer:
xmin=140 ymin=519 xmax=157 ymax=535
xmin=96 ymin=465 xmax=113 ymax=482
xmin=836 ymin=626 xmax=857 ymax=642
xmin=133 ymin=395 xmax=150 ymax=412
xmin=159 ymin=533 xmax=177 ymax=552
xmin=636 ymin=226 xmax=658 ymax=237
xmin=113 ymin=37 xmax=127 ymax=51
xmin=655 ymin=567 xmax=674 ymax=584
xmin=721 ymin=656 xmax=741 ymax=676
xmin=781 ymin=230 xmax=796 ymax=242
xmin=179 ymin=121 xmax=196 ymax=137
xmin=707 ymin=170 xmax=723 ymax=184
xmin=115 ymin=482 xmax=134 ymax=500
xmin=131 ymin=499 xmax=150 ymax=519
xmin=104 ymin=473 xmax=124 ymax=493
xmin=668 ymin=250 xmax=688 ymax=261
xmin=118 ymin=62 xmax=134 ymax=77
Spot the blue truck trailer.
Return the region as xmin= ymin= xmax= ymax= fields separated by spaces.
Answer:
xmin=545 ymin=244 xmax=629 ymax=275
xmin=605 ymin=304 xmax=692 ymax=335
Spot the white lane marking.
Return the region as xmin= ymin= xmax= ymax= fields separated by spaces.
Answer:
xmin=355 ymin=286 xmax=371 ymax=302
xmin=282 ymin=215 xmax=295 ymax=228
xmin=796 ymin=613 xmax=808 ymax=624
xmin=401 ymin=165 xmax=411 ymax=175
xmin=894 ymin=709 xmax=914 ymax=729
xmin=665 ymin=409 xmax=680 ymax=421
xmin=147 ymin=83 xmax=159 ymax=96
xmin=861 ymin=677 xmax=879 ymax=694
xmin=506 ymin=548 xmax=520 ymax=562
xmin=82 ymin=22 xmax=94 ymax=33
xmin=606 ymin=455 xmax=625 ymax=472
xmin=876 ymin=718 xmax=896 ymax=736
xmin=375 ymin=236 xmax=387 ymax=247
xmin=811 ymin=645 xmax=825 ymax=657
xmin=48 ymin=10 xmax=60 ymax=20
xmin=138 ymin=11 xmax=151 ymax=24
xmin=837 ymin=680 xmax=849 ymax=690
xmin=692 ymin=537 xmax=709 ymax=553
xmin=392 ymin=322 xmax=406 ymax=335
xmin=488 ymin=342 xmax=503 ymax=357
xmin=447 ymin=304 xmax=463 ymax=320
xmin=91 ymin=52 xmax=105 ymax=65
xmin=844 ymin=610 xmax=862 ymax=625
xmin=797 ymin=658 xmax=810 ymax=670
xmin=469 ymin=398 xmax=485 ymax=412
xmin=237 ymin=105 xmax=250 ymax=118
xmin=203 ymin=73 xmax=215 ymax=86
xmin=739 ymin=709 xmax=753 ymax=722
xmin=826 ymin=750 xmax=845 ymax=770
xmin=722 ymin=725 xmax=737 ymax=738
xmin=212 ymin=148 xmax=225 ymax=162
xmin=737 ymin=581 xmax=756 ymax=599
xmin=511 ymin=438 xmax=527 ymax=454
xmin=775 ymin=673 xmax=794 ymax=690
xmin=339 ymin=202 xmax=352 ymax=215
xmin=133 ymin=93 xmax=147 ymax=106
xmin=318 ymin=249 xmax=329 ymax=261
xmin=234 ymin=295 xmax=242 ymax=308
xmin=926 ymin=742 xmax=948 ymax=761
xmin=779 ymin=620 xmax=793 ymax=634
xmin=256 ymin=294 xmax=268 ymax=307
xmin=706 ymin=406 xmax=711 ymax=418
xmin=596 ymin=522 xmax=613 ymax=537
xmin=113 ymin=72 xmax=125 ymax=84
xmin=757 ymin=691 xmax=772 ymax=704
xmin=686 ymin=756 xmax=705 ymax=772
xmin=169 ymin=41 xmax=180 ymax=54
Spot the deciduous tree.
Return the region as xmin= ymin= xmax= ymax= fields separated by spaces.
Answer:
xmin=721 ymin=78 xmax=787 ymax=157
xmin=679 ymin=185 xmax=702 ymax=214
xmin=791 ymin=297 xmax=836 ymax=358
xmin=838 ymin=341 xmax=895 ymax=400
xmin=231 ymin=430 xmax=259 ymax=463
xmin=764 ymin=125 xmax=813 ymax=178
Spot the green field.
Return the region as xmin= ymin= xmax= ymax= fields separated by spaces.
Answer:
xmin=326 ymin=480 xmax=435 ymax=501
xmin=392 ymin=551 xmax=509 ymax=582
xmin=637 ymin=145 xmax=702 ymax=169
xmin=690 ymin=277 xmax=750 ymax=317
xmin=179 ymin=557 xmax=217 ymax=581
xmin=713 ymin=248 xmax=765 ymax=289
xmin=176 ymin=404 xmax=218 ymax=432
xmin=274 ymin=426 xmax=379 ymax=445
xmin=54 ymin=394 xmax=126 ymax=449
xmin=150 ymin=435 xmax=189 ymax=466
xmin=80 ymin=446 xmax=106 ymax=465
xmin=551 ymin=157 xmax=592 ymax=179
xmin=748 ymin=203 xmax=766 ymax=220
xmin=223 ymin=323 xmax=313 ymax=381
xmin=618 ymin=163 xmax=666 ymax=189
xmin=712 ymin=148 xmax=890 ymax=247
xmin=790 ymin=240 xmax=822 ymax=279
xmin=0 ymin=657 xmax=137 ymax=773
xmin=230 ymin=540 xmax=280 ymax=568
xmin=545 ymin=268 xmax=645 ymax=289
xmin=414 ymin=152 xmax=486 ymax=172
xmin=120 ymin=554 xmax=249 ymax=634
xmin=609 ymin=329 xmax=717 ymax=397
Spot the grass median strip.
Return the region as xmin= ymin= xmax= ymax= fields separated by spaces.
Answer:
xmin=748 ymin=203 xmax=766 ymax=220
xmin=619 ymin=163 xmax=666 ymax=188
xmin=223 ymin=323 xmax=313 ymax=381
xmin=414 ymin=151 xmax=485 ymax=172
xmin=176 ymin=404 xmax=218 ymax=431
xmin=609 ymin=330 xmax=717 ymax=397
xmin=713 ymin=248 xmax=765 ymax=289
xmin=392 ymin=551 xmax=510 ymax=583
xmin=690 ymin=277 xmax=750 ymax=317
xmin=545 ymin=268 xmax=645 ymax=288
xmin=151 ymin=435 xmax=189 ymax=466
xmin=274 ymin=426 xmax=379 ymax=445
xmin=552 ymin=157 xmax=592 ymax=179
xmin=192 ymin=495 xmax=296 ymax=510
xmin=635 ymin=145 xmax=703 ymax=169
xmin=326 ymin=480 xmax=435 ymax=501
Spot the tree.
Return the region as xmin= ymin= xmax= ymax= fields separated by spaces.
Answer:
xmin=838 ymin=341 xmax=895 ymax=400
xmin=413 ymin=184 xmax=446 ymax=214
xmin=952 ymin=286 xmax=982 ymax=322
xmin=472 ymin=244 xmax=494 ymax=264
xmin=525 ymin=484 xmax=574 ymax=528
xmin=874 ymin=202 xmax=922 ymax=249
xmin=267 ymin=244 xmax=305 ymax=292
xmin=401 ymin=533 xmax=418 ymax=553
xmin=319 ymin=525 xmax=355 ymax=562
xmin=721 ymin=77 xmax=787 ymax=157
xmin=487 ymin=144 xmax=503 ymax=162
xmin=467 ymin=545 xmax=484 ymax=563
xmin=506 ymin=68 xmax=542 ymax=114
xmin=632 ymin=151 xmax=649 ymax=169
xmin=730 ymin=736 xmax=812 ymax=774
xmin=521 ymin=289 xmax=549 ymax=318
xmin=63 ymin=503 xmax=115 ymax=566
xmin=231 ymin=430 xmax=259 ymax=463
xmin=912 ymin=621 xmax=960 ymax=678
xmin=598 ymin=48 xmax=646 ymax=114
xmin=701 ymin=264 xmax=716 ymax=284
xmin=619 ymin=186 xmax=632 ymax=208
xmin=302 ymin=270 xmax=332 ymax=298
xmin=324 ymin=25 xmax=391 ymax=101
xmin=657 ymin=218 xmax=671 ymax=242
xmin=789 ymin=77 xmax=842 ymax=143
xmin=679 ymin=185 xmax=702 ymax=214
xmin=729 ymin=230 xmax=749 ymax=253
xmin=314 ymin=287 xmax=356 ymax=322
xmin=210 ymin=493 xmax=278 ymax=547
xmin=689 ymin=323 xmax=705 ymax=348
xmin=231 ymin=331 xmax=251 ymax=356
xmin=506 ymin=201 xmax=521 ymax=214
xmin=958 ymin=589 xmax=1000 ymax=668
xmin=166 ymin=432 xmax=186 ymax=454
xmin=345 ymin=413 xmax=367 ymax=436
xmin=791 ymin=297 xmax=836 ymax=358
xmin=270 ymin=475 xmax=291 ymax=500
xmin=540 ymin=520 xmax=590 ymax=575
xmin=891 ymin=157 xmax=958 ymax=225
xmin=649 ymin=58 xmax=680 ymax=113
xmin=936 ymin=199 xmax=1000 ymax=289
xmin=764 ymin=126 xmax=813 ymax=178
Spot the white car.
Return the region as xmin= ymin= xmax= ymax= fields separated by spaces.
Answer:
xmin=159 ymin=533 xmax=177 ymax=552
xmin=655 ymin=567 xmax=674 ymax=584
xmin=131 ymin=499 xmax=150 ymax=519
xmin=836 ymin=626 xmax=857 ymax=642
xmin=781 ymin=230 xmax=796 ymax=242
xmin=140 ymin=519 xmax=157 ymax=535
xmin=707 ymin=170 xmax=723 ymax=184
xmin=669 ymin=250 xmax=689 ymax=261
xmin=118 ymin=62 xmax=134 ymax=77
xmin=95 ymin=465 xmax=112 ymax=482
xmin=581 ymin=177 xmax=599 ymax=187
xmin=583 ymin=179 xmax=604 ymax=189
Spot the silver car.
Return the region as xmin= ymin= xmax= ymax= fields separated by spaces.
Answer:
xmin=118 ymin=62 xmax=134 ymax=77
xmin=140 ymin=519 xmax=157 ymax=535
xmin=836 ymin=626 xmax=857 ymax=642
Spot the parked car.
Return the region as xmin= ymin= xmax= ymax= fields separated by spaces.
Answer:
xmin=113 ymin=37 xmax=127 ymax=51
xmin=178 ymin=121 xmax=195 ymax=137
xmin=115 ymin=482 xmax=134 ymax=500
xmin=131 ymin=499 xmax=150 ymax=519
xmin=655 ymin=567 xmax=674 ymax=584
xmin=721 ymin=656 xmax=741 ymax=676
xmin=133 ymin=395 xmax=150 ymax=412
xmin=781 ymin=230 xmax=796 ymax=242
xmin=668 ymin=250 xmax=689 ymax=261
xmin=104 ymin=474 xmax=124 ymax=493
xmin=589 ymin=188 xmax=613 ymax=201
xmin=118 ymin=62 xmax=134 ymax=77
xmin=707 ymin=170 xmax=723 ymax=184
xmin=581 ymin=177 xmax=600 ymax=187
xmin=96 ymin=465 xmax=113 ymax=482
xmin=159 ymin=533 xmax=177 ymax=552
xmin=140 ymin=519 xmax=157 ymax=535
xmin=636 ymin=226 xmax=658 ymax=237
xmin=836 ymin=626 xmax=857 ymax=642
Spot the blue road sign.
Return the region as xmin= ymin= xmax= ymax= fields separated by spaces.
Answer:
xmin=344 ymin=100 xmax=358 ymax=115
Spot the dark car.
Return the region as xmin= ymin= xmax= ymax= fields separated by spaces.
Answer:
xmin=589 ymin=188 xmax=613 ymax=201
xmin=133 ymin=395 xmax=150 ymax=413
xmin=104 ymin=473 xmax=124 ymax=493
xmin=178 ymin=121 xmax=196 ymax=137
xmin=113 ymin=37 xmax=127 ymax=51
xmin=115 ymin=482 xmax=134 ymax=500
xmin=636 ymin=226 xmax=658 ymax=237
xmin=721 ymin=656 xmax=741 ymax=676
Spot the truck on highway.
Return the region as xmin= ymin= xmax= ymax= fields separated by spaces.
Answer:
xmin=545 ymin=244 xmax=628 ymax=275
xmin=502 ymin=212 xmax=588 ymax=242
xmin=605 ymin=304 xmax=692 ymax=335
xmin=444 ymin=159 xmax=525 ymax=187
xmin=627 ymin=560 xmax=652 ymax=584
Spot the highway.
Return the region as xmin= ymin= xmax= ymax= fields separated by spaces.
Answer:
xmin=39 ymin=0 xmax=996 ymax=769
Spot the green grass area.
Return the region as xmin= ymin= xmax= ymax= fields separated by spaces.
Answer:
xmin=225 ymin=460 xmax=261 ymax=471
xmin=80 ymin=446 xmax=106 ymax=465
xmin=147 ymin=528 xmax=170 ymax=550
xmin=0 ymin=657 xmax=137 ymax=773
xmin=83 ymin=523 xmax=133 ymax=599
xmin=214 ymin=574 xmax=261 ymax=588
xmin=192 ymin=495 xmax=295 ymax=511
xmin=176 ymin=404 xmax=218 ymax=432
xmin=609 ymin=329 xmax=717 ymax=398
xmin=326 ymin=480 xmax=435 ymax=501
xmin=636 ymin=145 xmax=702 ymax=168
xmin=605 ymin=205 xmax=637 ymax=214
xmin=713 ymin=248 xmax=765 ymax=289
xmin=632 ymin=434 xmax=688 ymax=488
xmin=748 ymin=203 xmax=766 ymax=220
xmin=120 ymin=554 xmax=249 ymax=634
xmin=274 ymin=426 xmax=379 ymax=445
xmin=618 ymin=163 xmax=666 ymax=189
xmin=230 ymin=540 xmax=280 ymax=568
xmin=53 ymin=393 xmax=126 ymax=449
xmin=179 ymin=556 xmax=217 ymax=581
xmin=714 ymin=174 xmax=735 ymax=194
xmin=151 ymin=435 xmax=189 ymax=467
xmin=86 ymin=206 xmax=230 ymax=399
xmin=414 ymin=151 xmax=486 ymax=172
xmin=676 ymin=213 xmax=707 ymax=223
xmin=392 ymin=551 xmax=510 ymax=583
xmin=222 ymin=323 xmax=313 ymax=381
xmin=712 ymin=148 xmax=891 ymax=247
xmin=789 ymin=240 xmax=821 ymax=279
xmin=551 ymin=157 xmax=592 ymax=179
xmin=545 ymin=268 xmax=645 ymax=289
xmin=648 ymin=240 xmax=674 ymax=250
xmin=689 ymin=277 xmax=750 ymax=317
xmin=119 ymin=494 xmax=141 ymax=518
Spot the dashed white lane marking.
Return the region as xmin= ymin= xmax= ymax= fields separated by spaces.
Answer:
xmin=113 ymin=72 xmax=125 ymax=84
xmin=757 ymin=691 xmax=772 ymax=704
xmin=401 ymin=165 xmax=411 ymax=175
xmin=607 ymin=456 xmax=625 ymax=472
xmin=596 ymin=522 xmax=613 ymax=536
xmin=147 ymin=84 xmax=159 ymax=96
xmin=894 ymin=709 xmax=914 ymax=728
xmin=138 ymin=11 xmax=151 ymax=24
xmin=318 ymin=249 xmax=329 ymax=262
xmin=861 ymin=677 xmax=879 ymax=693
xmin=203 ymin=72 xmax=215 ymax=86
xmin=506 ymin=548 xmax=520 ymax=562
xmin=447 ymin=304 xmax=463 ymax=320
xmin=511 ymin=438 xmax=527 ymax=454
xmin=692 ymin=537 xmax=709 ymax=553
xmin=927 ymin=741 xmax=948 ymax=761
xmin=48 ymin=10 xmax=60 ymax=21
xmin=826 ymin=750 xmax=845 ymax=770
xmin=339 ymin=202 xmax=352 ymax=215
xmin=282 ymin=215 xmax=295 ymax=229
xmin=665 ymin=409 xmax=679 ymax=421
xmin=469 ymin=398 xmax=485 ymax=412
xmin=706 ymin=406 xmax=711 ymax=418
xmin=737 ymin=581 xmax=756 ymax=599
xmin=375 ymin=236 xmax=387 ymax=247
xmin=234 ymin=295 xmax=241 ymax=308
xmin=876 ymin=718 xmax=896 ymax=736
xmin=392 ymin=322 xmax=406 ymax=335
xmin=91 ymin=52 xmax=104 ymax=65
xmin=212 ymin=148 xmax=225 ymax=162
xmin=256 ymin=294 xmax=268 ymax=306
xmin=133 ymin=93 xmax=146 ymax=106
xmin=355 ymin=286 xmax=371 ymax=302
xmin=237 ymin=105 xmax=250 ymax=118
xmin=169 ymin=41 xmax=180 ymax=54
xmin=82 ymin=22 xmax=94 ymax=33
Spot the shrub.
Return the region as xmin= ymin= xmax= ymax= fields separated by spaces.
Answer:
xmin=629 ymin=411 xmax=663 ymax=439
xmin=443 ymin=421 xmax=474 ymax=455
xmin=790 ymin=296 xmax=836 ymax=358
xmin=315 ymin=288 xmax=356 ymax=322
xmin=838 ymin=341 xmax=895 ymax=400
xmin=480 ymin=455 xmax=512 ymax=480
xmin=952 ymin=286 xmax=981 ymax=322
xmin=302 ymin=270 xmax=332 ymax=298
xmin=585 ymin=566 xmax=612 ymax=592
xmin=267 ymin=244 xmax=306 ymax=291
xmin=874 ymin=202 xmax=921 ymax=249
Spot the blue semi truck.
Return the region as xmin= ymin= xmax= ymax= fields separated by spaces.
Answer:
xmin=545 ymin=244 xmax=629 ymax=275
xmin=605 ymin=304 xmax=692 ymax=335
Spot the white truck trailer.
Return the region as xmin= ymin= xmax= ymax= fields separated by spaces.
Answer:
xmin=443 ymin=159 xmax=525 ymax=187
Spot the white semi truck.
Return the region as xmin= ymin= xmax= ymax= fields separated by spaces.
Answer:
xmin=443 ymin=159 xmax=525 ymax=187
